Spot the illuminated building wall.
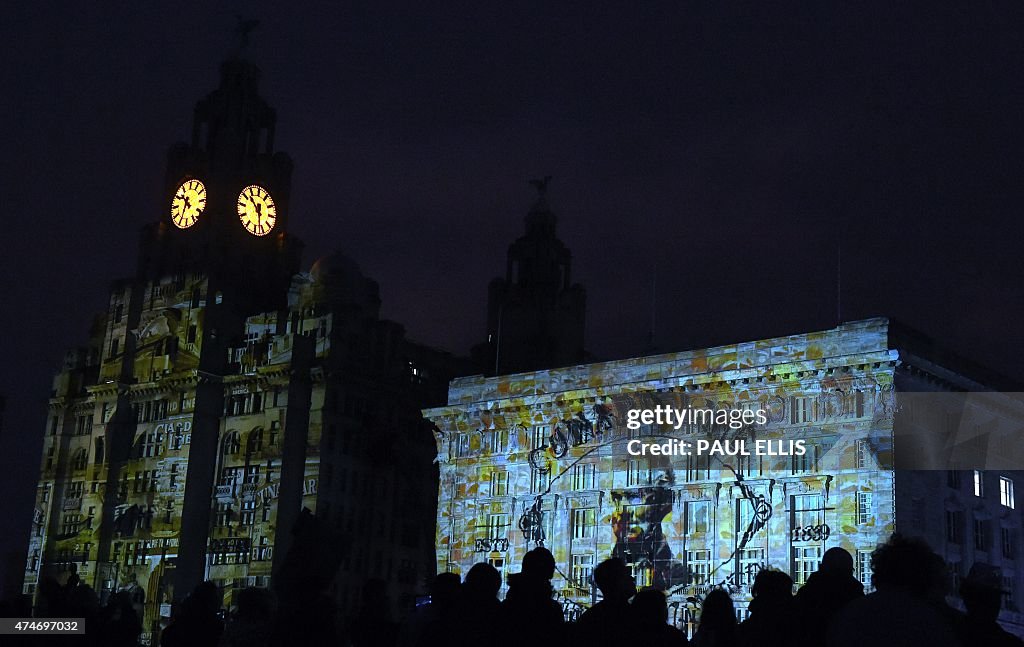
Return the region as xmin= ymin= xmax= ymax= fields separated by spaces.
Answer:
xmin=23 ymin=55 xmax=463 ymax=644
xmin=427 ymin=317 xmax=1024 ymax=634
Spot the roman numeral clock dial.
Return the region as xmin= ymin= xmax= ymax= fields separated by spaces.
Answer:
xmin=237 ymin=185 xmax=277 ymax=236
xmin=170 ymin=179 xmax=207 ymax=228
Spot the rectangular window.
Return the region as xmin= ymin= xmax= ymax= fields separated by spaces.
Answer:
xmin=1002 ymin=528 xmax=1015 ymax=559
xmin=490 ymin=471 xmax=509 ymax=497
xmin=455 ymin=434 xmax=471 ymax=458
xmin=735 ymin=548 xmax=765 ymax=587
xmin=685 ymin=453 xmax=710 ymax=482
xmin=686 ymin=500 xmax=711 ymax=536
xmin=974 ymin=519 xmax=990 ymax=551
xmin=627 ymin=460 xmax=650 ymax=486
xmin=857 ymin=550 xmax=873 ymax=592
xmin=532 ymin=425 xmax=550 ymax=450
xmin=488 ymin=429 xmax=509 ymax=454
xmin=572 ymin=508 xmax=596 ymax=540
xmin=530 ymin=469 xmax=550 ymax=494
xmin=791 ymin=396 xmax=813 ymax=424
xmin=686 ymin=550 xmax=711 ymax=585
xmin=1000 ymin=477 xmax=1015 ymax=509
xmin=571 ymin=554 xmax=594 ymax=588
xmin=791 ymin=447 xmax=817 ymax=474
xmin=571 ymin=463 xmax=596 ymax=490
xmin=946 ymin=510 xmax=963 ymax=544
xmin=486 ymin=514 xmax=509 ymax=541
xmin=974 ymin=470 xmax=984 ymax=497
xmin=792 ymin=545 xmax=823 ymax=585
xmin=857 ymin=491 xmax=873 ymax=525
xmin=855 ymin=439 xmax=871 ymax=469
xmin=947 ymin=470 xmax=961 ymax=489
xmin=791 ymin=494 xmax=825 ymax=541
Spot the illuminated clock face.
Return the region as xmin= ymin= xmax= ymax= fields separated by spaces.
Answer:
xmin=237 ymin=185 xmax=277 ymax=236
xmin=170 ymin=179 xmax=207 ymax=229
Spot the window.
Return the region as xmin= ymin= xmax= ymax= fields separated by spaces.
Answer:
xmin=686 ymin=500 xmax=711 ymax=536
xmin=572 ymin=463 xmax=596 ymax=490
xmin=490 ymin=471 xmax=509 ymax=497
xmin=532 ymin=426 xmax=550 ymax=450
xmin=223 ymin=431 xmax=241 ymax=455
xmin=974 ymin=470 xmax=984 ymax=497
xmin=857 ymin=491 xmax=873 ymax=525
xmin=791 ymin=447 xmax=817 ymax=474
xmin=627 ymin=460 xmax=650 ymax=487
xmin=571 ymin=554 xmax=594 ymax=588
xmin=946 ymin=510 xmax=963 ymax=544
xmin=245 ymin=465 xmax=261 ymax=485
xmin=248 ymin=429 xmax=264 ymax=454
xmin=488 ymin=429 xmax=509 ymax=454
xmin=685 ymin=453 xmax=710 ymax=482
xmin=1000 ymin=477 xmax=1015 ymax=509
xmin=486 ymin=514 xmax=509 ymax=541
xmin=947 ymin=470 xmax=961 ymax=489
xmin=856 ymin=550 xmax=873 ymax=591
xmin=61 ymin=513 xmax=81 ymax=536
xmin=139 ymin=431 xmax=163 ymax=458
xmin=530 ymin=469 xmax=550 ymax=494
xmin=686 ymin=550 xmax=711 ymax=585
xmin=792 ymin=545 xmax=823 ymax=585
xmin=855 ymin=439 xmax=871 ymax=469
xmin=791 ymin=396 xmax=813 ymax=424
xmin=974 ymin=518 xmax=990 ymax=551
xmin=240 ymin=499 xmax=257 ymax=526
xmin=215 ymin=503 xmax=233 ymax=527
xmin=71 ymin=449 xmax=88 ymax=471
xmin=455 ymin=434 xmax=471 ymax=458
xmin=791 ymin=495 xmax=825 ymax=540
xmin=735 ymin=548 xmax=765 ymax=587
xmin=572 ymin=508 xmax=596 ymax=540
xmin=1002 ymin=528 xmax=1015 ymax=559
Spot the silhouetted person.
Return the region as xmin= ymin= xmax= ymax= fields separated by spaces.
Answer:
xmin=959 ymin=563 xmax=1023 ymax=647
xmin=573 ymin=557 xmax=637 ymax=644
xmin=219 ymin=587 xmax=275 ymax=647
xmin=458 ymin=563 xmax=502 ymax=647
xmin=738 ymin=569 xmax=794 ymax=647
xmin=792 ymin=547 xmax=863 ymax=642
xmin=501 ymin=548 xmax=564 ymax=644
xmin=691 ymin=588 xmax=738 ymax=647
xmin=631 ymin=588 xmax=688 ymax=645
xmin=398 ymin=572 xmax=461 ymax=647
xmin=161 ymin=581 xmax=223 ymax=647
xmin=98 ymin=591 xmax=142 ymax=647
xmin=350 ymin=578 xmax=396 ymax=647
xmin=829 ymin=534 xmax=962 ymax=647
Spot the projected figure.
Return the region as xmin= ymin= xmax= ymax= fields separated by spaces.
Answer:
xmin=610 ymin=470 xmax=687 ymax=590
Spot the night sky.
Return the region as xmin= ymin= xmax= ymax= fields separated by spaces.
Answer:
xmin=2 ymin=2 xmax=1023 ymax=588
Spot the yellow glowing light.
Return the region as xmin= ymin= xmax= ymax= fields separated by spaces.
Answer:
xmin=170 ymin=179 xmax=207 ymax=229
xmin=237 ymin=185 xmax=277 ymax=236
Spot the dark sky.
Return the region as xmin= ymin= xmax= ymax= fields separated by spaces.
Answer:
xmin=2 ymin=2 xmax=1023 ymax=585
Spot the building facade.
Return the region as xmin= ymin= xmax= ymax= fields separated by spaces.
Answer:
xmin=24 ymin=56 xmax=463 ymax=643
xmin=426 ymin=317 xmax=1024 ymax=636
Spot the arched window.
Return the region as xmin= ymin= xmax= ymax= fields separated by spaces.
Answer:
xmin=222 ymin=431 xmax=241 ymax=456
xmin=247 ymin=428 xmax=264 ymax=455
xmin=71 ymin=448 xmax=88 ymax=471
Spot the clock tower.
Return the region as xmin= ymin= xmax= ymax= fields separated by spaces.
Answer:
xmin=143 ymin=55 xmax=302 ymax=315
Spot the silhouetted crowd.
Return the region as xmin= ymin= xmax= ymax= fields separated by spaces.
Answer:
xmin=3 ymin=532 xmax=1022 ymax=646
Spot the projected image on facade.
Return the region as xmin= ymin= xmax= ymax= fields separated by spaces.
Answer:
xmin=426 ymin=318 xmax=992 ymax=631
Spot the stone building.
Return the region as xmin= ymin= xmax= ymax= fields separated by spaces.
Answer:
xmin=24 ymin=55 xmax=466 ymax=642
xmin=426 ymin=317 xmax=1024 ymax=637
xmin=471 ymin=178 xmax=587 ymax=375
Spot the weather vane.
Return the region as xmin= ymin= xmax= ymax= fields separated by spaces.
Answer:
xmin=235 ymin=15 xmax=261 ymax=51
